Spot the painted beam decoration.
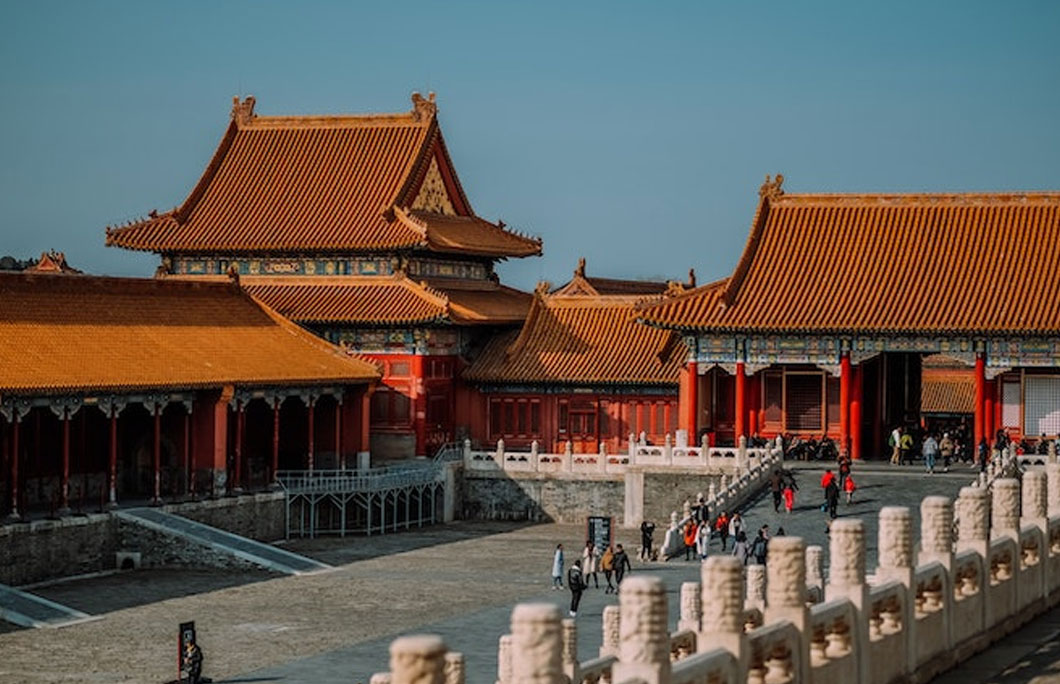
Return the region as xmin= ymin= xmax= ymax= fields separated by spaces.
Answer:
xmin=331 ymin=328 xmax=466 ymax=356
xmin=171 ymin=255 xmax=491 ymax=280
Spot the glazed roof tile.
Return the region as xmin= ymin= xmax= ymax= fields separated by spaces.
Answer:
xmin=638 ymin=178 xmax=1060 ymax=335
xmin=465 ymin=291 xmax=686 ymax=386
xmin=0 ymin=273 xmax=378 ymax=395
xmin=105 ymin=94 xmax=541 ymax=259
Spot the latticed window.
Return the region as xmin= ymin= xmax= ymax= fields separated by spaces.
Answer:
xmin=826 ymin=376 xmax=841 ymax=427
xmin=786 ymin=373 xmax=823 ymax=432
xmin=1025 ymin=375 xmax=1060 ymax=437
xmin=763 ymin=372 xmax=783 ymax=427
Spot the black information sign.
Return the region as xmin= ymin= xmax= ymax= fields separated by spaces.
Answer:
xmin=586 ymin=515 xmax=613 ymax=551
xmin=178 ymin=621 xmax=196 ymax=681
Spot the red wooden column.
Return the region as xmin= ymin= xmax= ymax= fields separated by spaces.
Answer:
xmin=974 ymin=354 xmax=986 ymax=456
xmin=108 ymin=407 xmax=118 ymax=507
xmin=359 ymin=388 xmax=373 ymax=469
xmin=851 ymin=365 xmax=863 ymax=460
xmin=152 ymin=403 xmax=162 ymax=505
xmin=683 ymin=361 xmax=698 ymax=438
xmin=271 ymin=398 xmax=281 ymax=483
xmin=334 ymin=396 xmax=343 ymax=470
xmin=59 ymin=407 xmax=72 ymax=515
xmin=839 ymin=353 xmax=852 ymax=456
xmin=411 ymin=356 xmax=427 ymax=457
xmin=734 ymin=362 xmax=747 ymax=440
xmin=182 ymin=407 xmax=191 ymax=497
xmin=747 ymin=373 xmax=759 ymax=437
xmin=306 ymin=396 xmax=316 ymax=471
xmin=7 ymin=415 xmax=20 ymax=520
xmin=232 ymin=400 xmax=245 ymax=494
xmin=984 ymin=376 xmax=995 ymax=446
xmin=993 ymin=377 xmax=1003 ymax=439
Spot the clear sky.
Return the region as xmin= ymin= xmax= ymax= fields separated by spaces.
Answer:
xmin=2 ymin=1 xmax=1058 ymax=289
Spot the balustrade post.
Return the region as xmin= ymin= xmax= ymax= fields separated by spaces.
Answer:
xmin=600 ymin=605 xmax=620 ymax=658
xmin=826 ymin=518 xmax=869 ymax=684
xmin=612 ymin=576 xmax=670 ymax=684
xmin=991 ymin=478 xmax=1021 ymax=540
xmin=745 ymin=564 xmax=766 ymax=611
xmin=497 ymin=634 xmax=513 ymax=684
xmin=764 ymin=536 xmax=809 ymax=683
xmin=561 ymin=618 xmax=579 ymax=683
xmin=699 ymin=557 xmax=748 ymax=677
xmin=919 ymin=495 xmax=955 ymax=652
xmin=496 ymin=439 xmax=505 ymax=470
xmin=805 ymin=545 xmax=824 ymax=603
xmin=628 ymin=433 xmax=636 ymax=460
xmin=389 ymin=635 xmax=447 ymax=684
xmin=678 ymin=581 xmax=701 ymax=632
xmin=1022 ymin=470 xmax=1049 ymax=604
xmin=736 ymin=435 xmax=748 ymax=472
xmin=443 ymin=652 xmax=465 ymax=684
xmin=1047 ymin=462 xmax=1060 ymax=517
xmin=463 ymin=438 xmax=472 ymax=467
xmin=707 ymin=481 xmax=717 ymax=504
xmin=510 ymin=604 xmax=564 ymax=684
xmin=597 ymin=441 xmax=607 ymax=474
xmin=877 ymin=507 xmax=916 ymax=674
xmin=957 ymin=486 xmax=991 ymax=557
xmin=663 ymin=433 xmax=673 ymax=465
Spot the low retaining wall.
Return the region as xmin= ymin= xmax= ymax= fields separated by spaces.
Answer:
xmin=463 ymin=471 xmax=625 ymax=524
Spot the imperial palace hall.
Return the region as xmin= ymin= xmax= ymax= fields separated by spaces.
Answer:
xmin=638 ymin=175 xmax=1060 ymax=459
xmin=106 ymin=93 xmax=540 ymax=461
xmin=0 ymin=272 xmax=378 ymax=519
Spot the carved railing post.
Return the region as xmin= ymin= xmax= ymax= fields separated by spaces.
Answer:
xmin=992 ymin=478 xmax=1021 ymax=540
xmin=1024 ymin=470 xmax=1049 ymax=528
xmin=612 ymin=576 xmax=670 ymax=684
xmin=805 ymin=545 xmax=824 ymax=603
xmin=510 ymin=604 xmax=564 ymax=684
xmin=745 ymin=564 xmax=766 ymax=611
xmin=628 ymin=433 xmax=636 ymax=460
xmin=957 ymin=486 xmax=990 ymax=557
xmin=699 ymin=556 xmax=748 ymax=678
xmin=737 ymin=435 xmax=748 ymax=472
xmin=463 ymin=438 xmax=472 ymax=466
xmin=877 ymin=506 xmax=915 ymax=673
xmin=496 ymin=439 xmax=506 ymax=468
xmin=370 ymin=673 xmax=392 ymax=684
xmin=826 ymin=518 xmax=869 ymax=684
xmin=764 ymin=536 xmax=809 ymax=683
xmin=561 ymin=618 xmax=579 ymax=683
xmin=664 ymin=433 xmax=673 ymax=465
xmin=1022 ymin=470 xmax=1049 ymax=606
xmin=919 ymin=496 xmax=955 ymax=570
xmin=497 ymin=634 xmax=513 ymax=684
xmin=678 ymin=581 xmax=701 ymax=632
xmin=1047 ymin=462 xmax=1060 ymax=517
xmin=389 ymin=635 xmax=447 ymax=684
xmin=601 ymin=605 xmax=620 ymax=658
xmin=444 ymin=652 xmax=465 ymax=684
xmin=708 ymin=481 xmax=717 ymax=503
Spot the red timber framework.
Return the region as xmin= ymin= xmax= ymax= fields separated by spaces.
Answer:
xmin=638 ymin=175 xmax=1060 ymax=459
xmin=105 ymin=93 xmax=541 ymax=461
xmin=0 ymin=273 xmax=378 ymax=520
xmin=463 ymin=259 xmax=692 ymax=453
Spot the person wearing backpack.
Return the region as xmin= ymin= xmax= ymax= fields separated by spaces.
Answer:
xmin=751 ymin=525 xmax=769 ymax=565
xmin=567 ymin=559 xmax=585 ymax=617
xmin=600 ymin=545 xmax=616 ymax=593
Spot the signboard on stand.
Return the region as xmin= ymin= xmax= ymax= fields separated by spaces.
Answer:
xmin=178 ymin=621 xmax=196 ymax=682
xmin=587 ymin=516 xmax=613 ymax=551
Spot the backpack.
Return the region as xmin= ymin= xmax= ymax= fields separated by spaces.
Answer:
xmin=751 ymin=537 xmax=767 ymax=560
xmin=568 ymin=566 xmax=584 ymax=591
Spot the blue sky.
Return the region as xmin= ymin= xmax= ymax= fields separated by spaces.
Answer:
xmin=1 ymin=1 xmax=1058 ymax=289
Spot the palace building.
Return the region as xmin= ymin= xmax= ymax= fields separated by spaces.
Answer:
xmin=106 ymin=93 xmax=541 ymax=459
xmin=0 ymin=272 xmax=378 ymax=518
xmin=638 ymin=175 xmax=1060 ymax=458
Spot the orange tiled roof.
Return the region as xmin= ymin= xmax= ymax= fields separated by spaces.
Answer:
xmin=465 ymin=289 xmax=686 ymax=386
xmin=105 ymin=94 xmax=541 ymax=259
xmin=921 ymin=369 xmax=975 ymax=414
xmin=239 ymin=274 xmax=531 ymax=326
xmin=638 ymin=176 xmax=1060 ymax=334
xmin=0 ymin=273 xmax=378 ymax=395
xmin=552 ymin=257 xmax=679 ymax=297
xmin=25 ymin=251 xmax=81 ymax=274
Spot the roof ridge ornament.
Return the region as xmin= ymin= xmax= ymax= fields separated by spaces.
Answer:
xmin=759 ymin=173 xmax=785 ymax=201
xmin=410 ymin=92 xmax=437 ymax=122
xmin=231 ymin=96 xmax=256 ymax=126
xmin=574 ymin=257 xmax=586 ymax=279
xmin=534 ymin=280 xmax=552 ymax=297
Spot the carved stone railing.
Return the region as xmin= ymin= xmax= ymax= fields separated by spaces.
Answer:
xmin=376 ymin=471 xmax=1060 ymax=684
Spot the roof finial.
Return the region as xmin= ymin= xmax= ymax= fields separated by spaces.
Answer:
xmin=687 ymin=268 xmax=696 ymax=288
xmin=534 ymin=280 xmax=552 ymax=297
xmin=410 ymin=92 xmax=437 ymax=122
xmin=231 ymin=96 xmax=256 ymax=126
xmin=574 ymin=257 xmax=586 ymax=279
xmin=758 ymin=173 xmax=785 ymax=201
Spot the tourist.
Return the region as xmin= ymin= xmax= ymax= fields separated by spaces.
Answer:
xmin=567 ymin=559 xmax=584 ymax=617
xmin=715 ymin=511 xmax=730 ymax=551
xmin=731 ymin=530 xmax=750 ymax=565
xmin=751 ymin=526 xmax=769 ymax=565
xmin=899 ymin=430 xmax=914 ymax=465
xmin=696 ymin=519 xmax=710 ymax=560
xmin=683 ymin=520 xmax=698 ymax=561
xmin=783 ymin=483 xmax=795 ymax=514
xmin=695 ymin=494 xmax=709 ymax=524
xmin=728 ymin=512 xmax=743 ymax=546
xmin=600 ymin=545 xmax=616 ymax=593
xmin=639 ymin=519 xmax=656 ymax=561
xmin=939 ymin=433 xmax=954 ymax=472
xmin=581 ymin=541 xmax=600 ymax=589
xmin=551 ymin=543 xmax=564 ymax=590
xmin=889 ymin=425 xmax=902 ymax=465
xmin=183 ymin=640 xmax=204 ymax=684
xmin=844 ymin=474 xmax=857 ymax=504
xmin=978 ymin=438 xmax=989 ymax=469
xmin=837 ymin=454 xmax=851 ymax=489
xmin=770 ymin=468 xmax=783 ymax=513
xmin=612 ymin=544 xmax=633 ymax=585
xmin=923 ymin=433 xmax=940 ymax=474
xmin=819 ymin=469 xmax=835 ymax=511
xmin=825 ymin=476 xmax=840 ymax=519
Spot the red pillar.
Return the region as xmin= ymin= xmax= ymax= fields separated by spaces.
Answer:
xmin=851 ymin=365 xmax=863 ymax=460
xmin=984 ymin=378 xmax=995 ymax=447
xmin=182 ymin=409 xmax=191 ymax=496
xmin=233 ymin=401 xmax=244 ymax=494
xmin=734 ymin=362 xmax=747 ymax=440
xmin=108 ymin=409 xmax=118 ymax=506
xmin=411 ymin=356 xmax=427 ymax=457
xmin=152 ymin=404 xmax=162 ymax=504
xmin=974 ymin=354 xmax=986 ymax=456
xmin=8 ymin=417 xmax=20 ymax=519
xmin=994 ymin=377 xmax=1004 ymax=438
xmin=334 ymin=397 xmax=343 ymax=470
xmin=360 ymin=388 xmax=372 ymax=465
xmin=683 ymin=362 xmax=698 ymax=438
xmin=306 ymin=397 xmax=315 ymax=471
xmin=747 ymin=373 xmax=759 ymax=437
xmin=271 ymin=398 xmax=281 ymax=482
xmin=839 ymin=353 xmax=852 ymax=455
xmin=192 ymin=388 xmax=231 ymax=497
xmin=59 ymin=408 xmax=71 ymax=514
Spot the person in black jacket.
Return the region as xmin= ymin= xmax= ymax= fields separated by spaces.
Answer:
xmin=612 ymin=544 xmax=633 ymax=586
xmin=640 ymin=520 xmax=656 ymax=561
xmin=825 ymin=478 xmax=840 ymax=519
xmin=183 ymin=641 xmax=204 ymax=684
xmin=567 ymin=560 xmax=584 ymax=617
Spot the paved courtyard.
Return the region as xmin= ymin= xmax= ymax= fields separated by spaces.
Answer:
xmin=0 ymin=461 xmax=1040 ymax=684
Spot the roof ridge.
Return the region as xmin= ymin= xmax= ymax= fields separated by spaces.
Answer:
xmin=231 ymin=92 xmax=437 ymax=130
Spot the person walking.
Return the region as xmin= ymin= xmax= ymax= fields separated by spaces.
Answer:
xmin=939 ymin=433 xmax=954 ymax=473
xmin=889 ymin=426 xmax=903 ymax=465
xmin=783 ymin=483 xmax=795 ymax=514
xmin=750 ymin=526 xmax=769 ymax=565
xmin=978 ymin=438 xmax=989 ymax=470
xmin=581 ymin=541 xmax=600 ymax=589
xmin=825 ymin=476 xmax=840 ymax=519
xmin=567 ymin=559 xmax=584 ymax=617
xmin=683 ymin=520 xmax=698 ymax=561
xmin=696 ymin=519 xmax=710 ymax=560
xmin=715 ymin=511 xmax=730 ymax=551
xmin=770 ymin=469 xmax=783 ymax=513
xmin=731 ymin=530 xmax=750 ymax=565
xmin=183 ymin=640 xmax=204 ymax=684
xmin=600 ymin=545 xmax=616 ymax=593
xmin=843 ymin=474 xmax=857 ymax=504
xmin=551 ymin=544 xmax=564 ymax=590
xmin=639 ymin=519 xmax=656 ymax=561
xmin=900 ymin=430 xmax=914 ymax=465
xmin=613 ymin=543 xmax=632 ymax=585
xmin=728 ymin=512 xmax=743 ymax=546
xmin=820 ymin=469 xmax=836 ymax=512
xmin=837 ymin=455 xmax=851 ymax=489
xmin=923 ymin=433 xmax=939 ymax=474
